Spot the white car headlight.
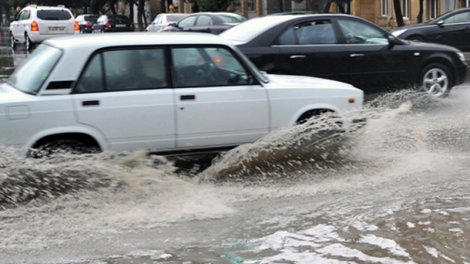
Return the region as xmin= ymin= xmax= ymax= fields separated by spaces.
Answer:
xmin=392 ymin=28 xmax=407 ymax=37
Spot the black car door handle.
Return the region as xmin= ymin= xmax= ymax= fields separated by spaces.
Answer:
xmin=290 ymin=55 xmax=306 ymax=59
xmin=82 ymin=100 xmax=100 ymax=106
xmin=180 ymin=95 xmax=195 ymax=101
xmin=350 ymin=53 xmax=365 ymax=58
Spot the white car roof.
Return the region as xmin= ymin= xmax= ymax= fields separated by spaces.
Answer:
xmin=43 ymin=32 xmax=234 ymax=50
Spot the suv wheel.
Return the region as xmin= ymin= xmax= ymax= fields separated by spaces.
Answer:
xmin=421 ymin=63 xmax=452 ymax=98
xmin=10 ymin=32 xmax=16 ymax=49
xmin=24 ymin=34 xmax=32 ymax=51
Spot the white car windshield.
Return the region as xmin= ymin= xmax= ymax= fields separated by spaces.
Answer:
xmin=8 ymin=44 xmax=62 ymax=94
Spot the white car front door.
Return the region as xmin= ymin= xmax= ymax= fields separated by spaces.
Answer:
xmin=72 ymin=48 xmax=176 ymax=152
xmin=171 ymin=46 xmax=270 ymax=149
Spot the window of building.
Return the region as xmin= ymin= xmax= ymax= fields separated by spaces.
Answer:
xmin=429 ymin=0 xmax=439 ymax=19
xmin=461 ymin=0 xmax=470 ymax=7
xmin=401 ymin=0 xmax=410 ymax=18
xmin=381 ymin=0 xmax=389 ymax=17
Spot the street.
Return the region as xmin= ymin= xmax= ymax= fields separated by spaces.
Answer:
xmin=1 ymin=27 xmax=470 ymax=264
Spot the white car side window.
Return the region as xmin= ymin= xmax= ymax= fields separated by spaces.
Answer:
xmin=172 ymin=47 xmax=251 ymax=87
xmin=76 ymin=48 xmax=167 ymax=93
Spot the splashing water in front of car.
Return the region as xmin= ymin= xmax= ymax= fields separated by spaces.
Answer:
xmin=2 ymin=88 xmax=470 ymax=263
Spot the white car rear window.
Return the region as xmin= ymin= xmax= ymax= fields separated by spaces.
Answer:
xmin=8 ymin=44 xmax=62 ymax=94
xmin=37 ymin=10 xmax=72 ymax=20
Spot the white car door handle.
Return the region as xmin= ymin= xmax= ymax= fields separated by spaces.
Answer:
xmin=180 ymin=95 xmax=195 ymax=101
xmin=349 ymin=53 xmax=365 ymax=58
xmin=82 ymin=100 xmax=100 ymax=106
xmin=290 ymin=55 xmax=306 ymax=59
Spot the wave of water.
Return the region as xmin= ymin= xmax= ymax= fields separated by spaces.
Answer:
xmin=2 ymin=88 xmax=470 ymax=263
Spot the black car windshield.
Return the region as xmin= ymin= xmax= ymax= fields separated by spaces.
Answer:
xmin=220 ymin=15 xmax=292 ymax=43
xmin=8 ymin=44 xmax=62 ymax=94
xmin=37 ymin=9 xmax=72 ymax=20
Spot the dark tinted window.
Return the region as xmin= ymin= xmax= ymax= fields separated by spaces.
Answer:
xmin=76 ymin=48 xmax=167 ymax=93
xmin=108 ymin=15 xmax=130 ymax=23
xmin=172 ymin=47 xmax=251 ymax=87
xmin=37 ymin=10 xmax=72 ymax=20
xmin=84 ymin=15 xmax=99 ymax=22
xmin=278 ymin=20 xmax=337 ymax=45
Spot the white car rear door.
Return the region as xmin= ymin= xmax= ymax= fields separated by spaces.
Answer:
xmin=72 ymin=48 xmax=176 ymax=152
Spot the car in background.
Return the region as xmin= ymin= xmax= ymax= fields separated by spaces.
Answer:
xmin=163 ymin=12 xmax=246 ymax=34
xmin=146 ymin=13 xmax=188 ymax=32
xmin=9 ymin=5 xmax=78 ymax=51
xmin=0 ymin=32 xmax=363 ymax=156
xmin=75 ymin=14 xmax=99 ymax=33
xmin=92 ymin=14 xmax=134 ymax=33
xmin=391 ymin=8 xmax=470 ymax=52
xmin=220 ymin=13 xmax=468 ymax=98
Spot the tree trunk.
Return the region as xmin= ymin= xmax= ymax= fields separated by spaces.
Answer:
xmin=417 ymin=0 xmax=424 ymax=23
xmin=128 ymin=0 xmax=135 ymax=26
xmin=137 ymin=0 xmax=145 ymax=31
xmin=323 ymin=0 xmax=332 ymax=13
xmin=393 ymin=0 xmax=404 ymax=27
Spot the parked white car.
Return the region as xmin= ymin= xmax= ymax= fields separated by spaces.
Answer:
xmin=9 ymin=5 xmax=78 ymax=50
xmin=146 ymin=13 xmax=188 ymax=32
xmin=0 ymin=32 xmax=364 ymax=156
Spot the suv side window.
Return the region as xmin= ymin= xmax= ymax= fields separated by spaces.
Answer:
xmin=19 ymin=10 xmax=30 ymax=20
xmin=172 ymin=46 xmax=251 ymax=87
xmin=75 ymin=48 xmax=168 ymax=93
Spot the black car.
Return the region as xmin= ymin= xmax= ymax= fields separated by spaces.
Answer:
xmin=75 ymin=14 xmax=99 ymax=33
xmin=391 ymin=8 xmax=470 ymax=52
xmin=92 ymin=14 xmax=134 ymax=33
xmin=163 ymin=12 xmax=246 ymax=34
xmin=220 ymin=14 xmax=468 ymax=97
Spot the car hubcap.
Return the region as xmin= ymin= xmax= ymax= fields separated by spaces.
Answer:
xmin=423 ymin=68 xmax=448 ymax=97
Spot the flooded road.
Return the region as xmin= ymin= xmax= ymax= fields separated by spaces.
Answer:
xmin=1 ymin=28 xmax=470 ymax=264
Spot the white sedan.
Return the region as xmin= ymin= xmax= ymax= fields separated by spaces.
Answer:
xmin=0 ymin=32 xmax=364 ymax=156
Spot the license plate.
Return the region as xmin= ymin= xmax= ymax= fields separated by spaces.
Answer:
xmin=48 ymin=26 xmax=65 ymax=32
xmin=116 ymin=24 xmax=126 ymax=28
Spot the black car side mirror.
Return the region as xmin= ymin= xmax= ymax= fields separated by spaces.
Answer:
xmin=437 ymin=20 xmax=445 ymax=27
xmin=387 ymin=34 xmax=400 ymax=48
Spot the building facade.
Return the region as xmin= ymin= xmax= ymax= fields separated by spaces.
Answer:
xmin=230 ymin=0 xmax=470 ymax=28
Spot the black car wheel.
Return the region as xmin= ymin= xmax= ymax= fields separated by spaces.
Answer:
xmin=421 ymin=63 xmax=452 ymax=98
xmin=24 ymin=33 xmax=32 ymax=51
xmin=10 ymin=32 xmax=16 ymax=49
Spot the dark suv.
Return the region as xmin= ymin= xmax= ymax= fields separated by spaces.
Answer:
xmin=221 ymin=13 xmax=468 ymax=98
xmin=92 ymin=14 xmax=134 ymax=33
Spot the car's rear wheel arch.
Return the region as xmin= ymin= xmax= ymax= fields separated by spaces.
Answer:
xmin=32 ymin=133 xmax=101 ymax=153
